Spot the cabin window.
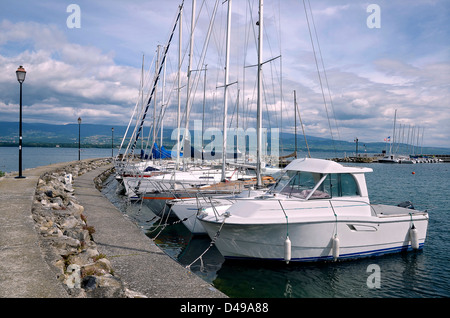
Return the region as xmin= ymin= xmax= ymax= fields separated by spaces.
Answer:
xmin=273 ymin=171 xmax=329 ymax=199
xmin=272 ymin=171 xmax=360 ymax=199
xmin=272 ymin=170 xmax=296 ymax=193
xmin=322 ymin=173 xmax=360 ymax=197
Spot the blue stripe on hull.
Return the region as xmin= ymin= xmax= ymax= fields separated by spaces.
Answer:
xmin=224 ymin=243 xmax=425 ymax=263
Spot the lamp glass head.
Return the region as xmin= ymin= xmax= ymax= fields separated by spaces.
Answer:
xmin=16 ymin=66 xmax=26 ymax=83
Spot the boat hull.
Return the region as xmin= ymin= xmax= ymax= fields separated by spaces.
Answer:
xmin=142 ymin=192 xmax=196 ymax=217
xmin=170 ymin=202 xmax=207 ymax=235
xmin=170 ymin=199 xmax=235 ymax=235
xmin=169 ymin=190 xmax=267 ymax=235
xmin=198 ymin=202 xmax=428 ymax=262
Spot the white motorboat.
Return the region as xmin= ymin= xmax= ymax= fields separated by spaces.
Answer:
xmin=378 ymin=155 xmax=416 ymax=164
xmin=198 ymin=158 xmax=429 ymax=263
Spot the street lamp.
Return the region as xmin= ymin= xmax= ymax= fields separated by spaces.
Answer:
xmin=15 ymin=65 xmax=26 ymax=179
xmin=111 ymin=127 xmax=114 ymax=158
xmin=78 ymin=117 xmax=82 ymax=160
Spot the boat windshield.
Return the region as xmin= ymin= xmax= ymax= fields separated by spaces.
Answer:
xmin=271 ymin=170 xmax=361 ymax=199
xmin=271 ymin=170 xmax=329 ymax=199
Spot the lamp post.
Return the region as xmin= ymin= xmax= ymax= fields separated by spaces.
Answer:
xmin=111 ymin=127 xmax=114 ymax=158
xmin=78 ymin=117 xmax=82 ymax=160
xmin=15 ymin=66 xmax=26 ymax=179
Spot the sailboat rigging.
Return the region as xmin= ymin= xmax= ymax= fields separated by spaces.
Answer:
xmin=130 ymin=2 xmax=184 ymax=157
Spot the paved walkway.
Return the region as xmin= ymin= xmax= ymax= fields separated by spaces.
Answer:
xmin=0 ymin=162 xmax=72 ymax=298
xmin=0 ymin=160 xmax=226 ymax=298
xmin=74 ymin=166 xmax=226 ymax=298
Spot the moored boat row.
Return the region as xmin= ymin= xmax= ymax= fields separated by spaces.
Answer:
xmin=115 ymin=157 xmax=429 ymax=264
xmin=112 ymin=0 xmax=428 ymax=265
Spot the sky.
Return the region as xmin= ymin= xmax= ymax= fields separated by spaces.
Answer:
xmin=0 ymin=0 xmax=449 ymax=148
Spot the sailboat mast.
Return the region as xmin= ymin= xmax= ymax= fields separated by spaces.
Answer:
xmin=391 ymin=109 xmax=397 ymax=156
xmin=153 ymin=45 xmax=161 ymax=163
xmin=256 ymin=0 xmax=263 ymax=187
xmin=202 ymin=64 xmax=207 ymax=164
xmin=294 ymin=90 xmax=297 ymax=159
xmin=176 ymin=2 xmax=183 ymax=170
xmin=222 ymin=0 xmax=232 ymax=182
xmin=141 ymin=54 xmax=145 ymax=151
xmin=420 ymin=127 xmax=425 ymax=155
xmin=236 ymin=88 xmax=240 ymax=163
xmin=183 ymin=0 xmax=196 ymax=171
xmin=160 ymin=45 xmax=167 ymax=164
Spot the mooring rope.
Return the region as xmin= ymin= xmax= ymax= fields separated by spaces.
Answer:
xmin=185 ymin=213 xmax=229 ymax=270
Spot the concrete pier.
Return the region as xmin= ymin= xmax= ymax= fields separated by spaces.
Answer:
xmin=0 ymin=159 xmax=226 ymax=298
xmin=74 ymin=164 xmax=226 ymax=298
xmin=0 ymin=162 xmax=72 ymax=297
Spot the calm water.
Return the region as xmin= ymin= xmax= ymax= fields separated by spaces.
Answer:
xmin=0 ymin=146 xmax=114 ymax=173
xmin=102 ymin=155 xmax=450 ymax=298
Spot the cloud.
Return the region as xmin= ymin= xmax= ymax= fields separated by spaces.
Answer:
xmin=0 ymin=19 xmax=140 ymax=126
xmin=0 ymin=0 xmax=448 ymax=149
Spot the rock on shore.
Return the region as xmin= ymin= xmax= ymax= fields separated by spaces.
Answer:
xmin=32 ymin=159 xmax=146 ymax=298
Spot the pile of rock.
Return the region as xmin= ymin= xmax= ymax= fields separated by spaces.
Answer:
xmin=32 ymin=159 xmax=146 ymax=298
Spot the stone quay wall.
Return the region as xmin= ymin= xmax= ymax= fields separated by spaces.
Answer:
xmin=31 ymin=158 xmax=146 ymax=298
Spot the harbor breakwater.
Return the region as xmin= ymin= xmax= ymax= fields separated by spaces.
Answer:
xmin=30 ymin=158 xmax=146 ymax=298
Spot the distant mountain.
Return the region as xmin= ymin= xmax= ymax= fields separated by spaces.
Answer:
xmin=0 ymin=121 xmax=449 ymax=155
xmin=0 ymin=122 xmax=126 ymax=148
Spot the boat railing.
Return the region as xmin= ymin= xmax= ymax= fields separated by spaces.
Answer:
xmin=328 ymin=199 xmax=426 ymax=217
xmin=208 ymin=196 xmax=231 ymax=221
xmin=326 ymin=199 xmax=379 ymax=217
xmin=272 ymin=197 xmax=380 ymax=217
xmin=146 ymin=175 xmax=246 ymax=194
xmin=140 ymin=175 xmax=243 ymax=200
xmin=207 ymin=197 xmax=220 ymax=220
xmin=194 ymin=189 xmax=236 ymax=207
xmin=146 ymin=177 xmax=183 ymax=193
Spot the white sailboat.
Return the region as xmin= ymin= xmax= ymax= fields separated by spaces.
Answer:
xmin=379 ymin=110 xmax=417 ymax=164
xmin=166 ymin=0 xmax=282 ymax=231
xmin=137 ymin=0 xmax=279 ymax=216
xmin=124 ymin=165 xmax=250 ymax=198
xmin=198 ymin=157 xmax=429 ymax=262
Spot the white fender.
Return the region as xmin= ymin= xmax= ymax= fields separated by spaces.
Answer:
xmin=409 ymin=225 xmax=419 ymax=250
xmin=332 ymin=235 xmax=340 ymax=261
xmin=284 ymin=236 xmax=291 ymax=264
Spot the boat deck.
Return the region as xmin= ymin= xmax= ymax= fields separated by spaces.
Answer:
xmin=371 ymin=204 xmax=427 ymax=217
